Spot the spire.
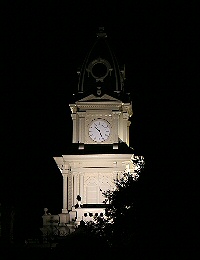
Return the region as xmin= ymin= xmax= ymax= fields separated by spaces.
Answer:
xmin=77 ymin=28 xmax=125 ymax=97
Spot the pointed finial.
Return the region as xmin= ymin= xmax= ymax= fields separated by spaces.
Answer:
xmin=96 ymin=26 xmax=107 ymax=38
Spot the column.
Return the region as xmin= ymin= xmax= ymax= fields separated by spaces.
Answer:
xmin=62 ymin=174 xmax=68 ymax=213
xmin=68 ymin=173 xmax=73 ymax=210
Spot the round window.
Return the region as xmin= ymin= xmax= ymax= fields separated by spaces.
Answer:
xmin=92 ymin=62 xmax=108 ymax=78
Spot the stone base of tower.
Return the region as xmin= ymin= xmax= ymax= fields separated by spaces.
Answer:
xmin=40 ymin=206 xmax=105 ymax=240
xmin=40 ymin=212 xmax=74 ymax=241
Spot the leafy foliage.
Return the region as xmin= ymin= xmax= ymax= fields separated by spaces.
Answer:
xmin=86 ymin=156 xmax=145 ymax=250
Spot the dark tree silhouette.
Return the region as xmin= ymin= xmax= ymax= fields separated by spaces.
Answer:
xmin=86 ymin=156 xmax=145 ymax=254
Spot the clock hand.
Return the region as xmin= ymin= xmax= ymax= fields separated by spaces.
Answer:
xmin=95 ymin=127 xmax=100 ymax=132
xmin=95 ymin=127 xmax=103 ymax=138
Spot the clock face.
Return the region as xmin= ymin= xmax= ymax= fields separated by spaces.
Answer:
xmin=89 ymin=119 xmax=110 ymax=142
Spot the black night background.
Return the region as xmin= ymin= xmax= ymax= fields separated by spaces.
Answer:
xmin=1 ymin=1 xmax=198 ymax=258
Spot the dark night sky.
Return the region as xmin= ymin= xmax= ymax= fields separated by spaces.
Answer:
xmin=1 ymin=1 xmax=198 ymax=252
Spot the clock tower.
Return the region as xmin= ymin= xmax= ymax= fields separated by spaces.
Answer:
xmin=41 ymin=28 xmax=139 ymax=237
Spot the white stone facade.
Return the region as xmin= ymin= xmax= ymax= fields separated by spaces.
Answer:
xmin=54 ymin=153 xmax=136 ymax=212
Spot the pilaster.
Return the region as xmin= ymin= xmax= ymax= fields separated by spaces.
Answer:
xmin=123 ymin=112 xmax=129 ymax=144
xmin=79 ymin=173 xmax=84 ymax=203
xmin=78 ymin=112 xmax=86 ymax=143
xmin=71 ymin=113 xmax=77 ymax=143
xmin=73 ymin=173 xmax=79 ymax=206
xmin=112 ymin=111 xmax=120 ymax=143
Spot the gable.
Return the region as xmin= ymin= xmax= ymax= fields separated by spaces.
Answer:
xmin=77 ymin=94 xmax=122 ymax=103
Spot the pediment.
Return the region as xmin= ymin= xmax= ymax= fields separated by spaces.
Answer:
xmin=77 ymin=94 xmax=121 ymax=103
